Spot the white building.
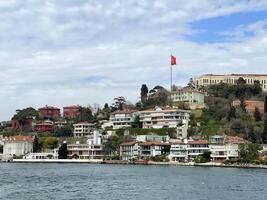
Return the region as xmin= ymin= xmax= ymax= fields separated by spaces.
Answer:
xmin=193 ymin=73 xmax=267 ymax=91
xmin=187 ymin=140 xmax=209 ymax=160
xmin=138 ymin=107 xmax=190 ymax=129
xmin=139 ymin=142 xmax=170 ymax=159
xmin=68 ymin=130 xmax=105 ymax=159
xmin=109 ymin=110 xmax=137 ymax=129
xmin=168 ymin=141 xmax=187 ymax=162
xmin=120 ymin=141 xmax=140 ymax=161
xmin=3 ymin=135 xmax=33 ymax=156
xmin=73 ymin=122 xmax=95 ymax=137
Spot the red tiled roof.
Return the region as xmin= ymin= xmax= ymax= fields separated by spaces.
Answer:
xmin=111 ymin=110 xmax=136 ymax=115
xmin=39 ymin=105 xmax=60 ymax=110
xmin=226 ymin=136 xmax=245 ymax=144
xmin=139 ymin=141 xmax=170 ymax=146
xmin=5 ymin=135 xmax=33 ymax=142
xmin=120 ymin=141 xmax=137 ymax=146
xmin=63 ymin=105 xmax=80 ymax=109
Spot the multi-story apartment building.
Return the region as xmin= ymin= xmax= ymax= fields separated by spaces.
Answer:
xmin=139 ymin=142 xmax=170 ymax=159
xmin=120 ymin=141 xmax=140 ymax=161
xmin=171 ymin=86 xmax=204 ymax=104
xmin=109 ymin=110 xmax=136 ymax=129
xmin=168 ymin=141 xmax=187 ymax=162
xmin=194 ymin=74 xmax=267 ymax=91
xmin=38 ymin=105 xmax=61 ymax=120
xmin=3 ymin=136 xmax=33 ymax=156
xmin=73 ymin=122 xmax=95 ymax=137
xmin=63 ymin=105 xmax=80 ymax=119
xmin=187 ymin=140 xmax=209 ymax=160
xmin=138 ymin=107 xmax=190 ymax=129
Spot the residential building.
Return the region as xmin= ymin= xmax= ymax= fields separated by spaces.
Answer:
xmin=232 ymin=100 xmax=264 ymax=114
xmin=34 ymin=122 xmax=54 ymax=132
xmin=63 ymin=105 xmax=80 ymax=118
xmin=139 ymin=141 xmax=170 ymax=159
xmin=25 ymin=152 xmax=58 ymax=159
xmin=187 ymin=140 xmax=209 ymax=160
xmin=138 ymin=107 xmax=190 ymax=129
xmin=193 ymin=74 xmax=267 ymax=91
xmin=109 ymin=110 xmax=136 ymax=129
xmin=3 ymin=135 xmax=33 ymax=156
xmin=168 ymin=141 xmax=187 ymax=162
xmin=136 ymin=135 xmax=170 ymax=142
xmin=73 ymin=122 xmax=95 ymax=137
xmin=11 ymin=116 xmax=33 ymax=131
xmin=120 ymin=141 xmax=140 ymax=161
xmin=39 ymin=105 xmax=61 ymax=120
xmin=171 ymin=86 xmax=205 ymax=107
xmin=67 ymin=130 xmax=104 ymax=159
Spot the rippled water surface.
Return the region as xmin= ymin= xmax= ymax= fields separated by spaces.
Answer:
xmin=0 ymin=163 xmax=267 ymax=200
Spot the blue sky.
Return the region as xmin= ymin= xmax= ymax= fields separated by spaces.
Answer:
xmin=1 ymin=0 xmax=267 ymax=121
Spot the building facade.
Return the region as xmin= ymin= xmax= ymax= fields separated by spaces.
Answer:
xmin=63 ymin=105 xmax=80 ymax=118
xmin=171 ymin=86 xmax=204 ymax=104
xmin=38 ymin=106 xmax=61 ymax=120
xmin=109 ymin=110 xmax=136 ymax=129
xmin=3 ymin=136 xmax=33 ymax=156
xmin=232 ymin=100 xmax=264 ymax=114
xmin=73 ymin=122 xmax=95 ymax=137
xmin=194 ymin=74 xmax=267 ymax=91
xmin=138 ymin=107 xmax=190 ymax=129
xmin=34 ymin=122 xmax=54 ymax=132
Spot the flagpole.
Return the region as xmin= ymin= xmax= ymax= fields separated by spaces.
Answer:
xmin=170 ymin=59 xmax=172 ymax=93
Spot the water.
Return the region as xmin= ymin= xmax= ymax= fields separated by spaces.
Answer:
xmin=0 ymin=163 xmax=266 ymax=200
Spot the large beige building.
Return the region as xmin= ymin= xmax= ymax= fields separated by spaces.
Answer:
xmin=3 ymin=135 xmax=33 ymax=156
xmin=193 ymin=74 xmax=267 ymax=91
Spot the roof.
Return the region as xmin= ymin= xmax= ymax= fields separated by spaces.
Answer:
xmin=188 ymin=140 xmax=208 ymax=145
xmin=226 ymin=136 xmax=245 ymax=144
xmin=139 ymin=107 xmax=190 ymax=113
xmin=139 ymin=141 xmax=170 ymax=146
xmin=39 ymin=105 xmax=60 ymax=110
xmin=175 ymin=86 xmax=203 ymax=93
xmin=201 ymin=73 xmax=267 ymax=77
xmin=120 ymin=141 xmax=138 ymax=146
xmin=35 ymin=122 xmax=53 ymax=126
xmin=4 ymin=135 xmax=33 ymax=142
xmin=63 ymin=105 xmax=80 ymax=109
xmin=73 ymin=122 xmax=95 ymax=126
xmin=111 ymin=110 xmax=136 ymax=115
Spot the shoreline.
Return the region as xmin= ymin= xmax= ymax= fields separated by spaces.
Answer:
xmin=1 ymin=159 xmax=267 ymax=169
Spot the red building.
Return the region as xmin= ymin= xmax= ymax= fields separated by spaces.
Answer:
xmin=232 ymin=100 xmax=264 ymax=114
xmin=63 ymin=105 xmax=80 ymax=118
xmin=11 ymin=116 xmax=33 ymax=131
xmin=34 ymin=122 xmax=54 ymax=132
xmin=38 ymin=106 xmax=61 ymax=120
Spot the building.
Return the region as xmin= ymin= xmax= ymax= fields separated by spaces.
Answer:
xmin=168 ymin=141 xmax=188 ymax=162
xmin=139 ymin=141 xmax=170 ymax=159
xmin=209 ymin=135 xmax=245 ymax=161
xmin=109 ymin=110 xmax=136 ymax=129
xmin=3 ymin=135 xmax=33 ymax=156
xmin=34 ymin=122 xmax=54 ymax=132
xmin=193 ymin=74 xmax=267 ymax=91
xmin=39 ymin=106 xmax=61 ymax=120
xmin=138 ymin=107 xmax=190 ymax=129
xmin=63 ymin=105 xmax=80 ymax=119
xmin=171 ymin=86 xmax=205 ymax=105
xmin=73 ymin=122 xmax=95 ymax=137
xmin=187 ymin=140 xmax=209 ymax=160
xmin=120 ymin=141 xmax=140 ymax=161
xmin=67 ymin=130 xmax=104 ymax=159
xmin=11 ymin=116 xmax=33 ymax=131
xmin=136 ymin=135 xmax=170 ymax=142
xmin=232 ymin=100 xmax=264 ymax=114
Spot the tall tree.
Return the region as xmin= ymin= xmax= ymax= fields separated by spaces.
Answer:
xmin=113 ymin=96 xmax=126 ymax=111
xmin=236 ymin=77 xmax=246 ymax=85
xmin=140 ymin=84 xmax=148 ymax=104
xmin=227 ymin=106 xmax=236 ymax=121
xmin=58 ymin=143 xmax=68 ymax=159
xmin=77 ymin=106 xmax=94 ymax=122
xmin=33 ymin=136 xmax=42 ymax=153
xmin=264 ymin=96 xmax=267 ymax=114
xmin=254 ymin=107 xmax=262 ymax=121
xmin=263 ymin=115 xmax=267 ymax=144
xmin=240 ymin=98 xmax=246 ymax=112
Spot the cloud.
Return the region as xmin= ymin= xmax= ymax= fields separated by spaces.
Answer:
xmin=1 ymin=0 xmax=267 ymax=120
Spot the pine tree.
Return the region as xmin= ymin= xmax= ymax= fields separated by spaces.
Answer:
xmin=58 ymin=143 xmax=68 ymax=159
xmin=33 ymin=136 xmax=42 ymax=153
xmin=240 ymin=98 xmax=246 ymax=112
xmin=140 ymin=84 xmax=148 ymax=104
xmin=263 ymin=115 xmax=267 ymax=144
xmin=254 ymin=107 xmax=262 ymax=121
xmin=264 ymin=96 xmax=267 ymax=113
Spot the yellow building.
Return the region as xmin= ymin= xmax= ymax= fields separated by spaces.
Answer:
xmin=193 ymin=74 xmax=267 ymax=91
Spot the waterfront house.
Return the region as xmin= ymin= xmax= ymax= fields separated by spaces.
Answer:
xmin=187 ymin=140 xmax=209 ymax=161
xmin=139 ymin=141 xmax=170 ymax=159
xmin=138 ymin=107 xmax=190 ymax=129
xmin=3 ymin=135 xmax=33 ymax=156
xmin=120 ymin=141 xmax=140 ymax=161
xmin=109 ymin=110 xmax=137 ymax=129
xmin=168 ymin=141 xmax=187 ymax=162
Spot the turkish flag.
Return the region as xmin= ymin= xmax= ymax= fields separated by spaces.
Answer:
xmin=171 ymin=55 xmax=176 ymax=65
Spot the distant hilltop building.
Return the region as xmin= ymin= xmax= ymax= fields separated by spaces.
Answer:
xmin=63 ymin=105 xmax=80 ymax=119
xmin=193 ymin=74 xmax=267 ymax=91
xmin=38 ymin=105 xmax=61 ymax=120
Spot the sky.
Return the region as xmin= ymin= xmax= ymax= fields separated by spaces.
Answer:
xmin=1 ymin=0 xmax=267 ymax=121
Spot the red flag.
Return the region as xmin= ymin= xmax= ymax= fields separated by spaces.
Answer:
xmin=171 ymin=55 xmax=176 ymax=65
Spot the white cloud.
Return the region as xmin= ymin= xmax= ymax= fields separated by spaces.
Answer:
xmin=1 ymin=0 xmax=267 ymax=120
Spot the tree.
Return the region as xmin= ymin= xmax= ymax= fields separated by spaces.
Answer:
xmin=113 ymin=96 xmax=126 ymax=111
xmin=55 ymin=125 xmax=73 ymax=137
xmin=227 ymin=106 xmax=236 ymax=121
xmin=58 ymin=143 xmax=68 ymax=159
xmin=236 ymin=77 xmax=246 ymax=85
xmin=131 ymin=115 xmax=142 ymax=128
xmin=140 ymin=84 xmax=148 ymax=104
xmin=265 ymin=96 xmax=267 ymax=114
xmin=238 ymin=143 xmax=261 ymax=162
xmin=240 ymin=97 xmax=246 ymax=112
xmin=33 ymin=136 xmax=42 ymax=153
xmin=262 ymin=115 xmax=267 ymax=144
xmin=254 ymin=107 xmax=262 ymax=121
xmin=77 ymin=106 xmax=94 ymax=122
xmin=43 ymin=137 xmax=58 ymax=149
xmin=0 ymin=145 xmax=3 ymax=154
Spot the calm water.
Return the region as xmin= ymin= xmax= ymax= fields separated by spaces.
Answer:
xmin=0 ymin=163 xmax=267 ymax=200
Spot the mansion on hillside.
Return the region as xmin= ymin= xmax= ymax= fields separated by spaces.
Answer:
xmin=193 ymin=74 xmax=267 ymax=91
